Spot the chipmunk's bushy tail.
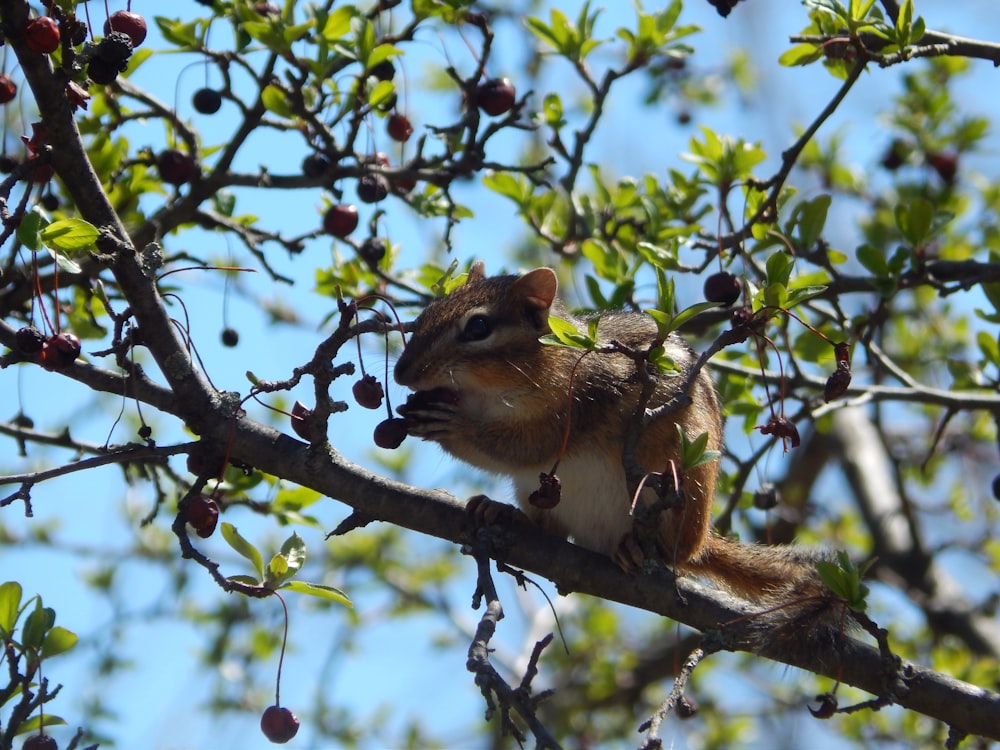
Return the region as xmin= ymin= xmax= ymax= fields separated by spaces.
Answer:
xmin=680 ymin=535 xmax=851 ymax=644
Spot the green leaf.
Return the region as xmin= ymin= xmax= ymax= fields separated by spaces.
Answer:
xmin=816 ymin=551 xmax=871 ymax=610
xmin=40 ymin=625 xmax=78 ymax=659
xmin=765 ymin=251 xmax=795 ymax=287
xmin=16 ymin=207 xmax=44 ymax=252
xmin=367 ymin=80 xmax=395 ymax=109
xmin=261 ymin=84 xmax=293 ymax=118
xmin=794 ymin=194 xmax=831 ymax=247
xmin=977 ymin=331 xmax=1000 ymax=368
xmin=482 ymin=171 xmax=531 ymax=207
xmin=856 ymin=244 xmax=889 ymax=276
xmin=268 ymin=554 xmax=289 ymax=578
xmin=39 ymin=219 xmax=99 ymax=255
xmin=779 ymin=43 xmax=823 ymax=67
xmin=676 ymin=426 xmax=721 ymax=469
xmin=368 ymin=44 xmax=402 ymax=69
xmin=0 ymin=581 xmax=21 ymax=637
xmin=894 ymin=198 xmax=933 ymax=246
xmin=542 ymin=93 xmax=564 ymax=127
xmin=648 ymin=346 xmax=679 ymax=374
xmin=279 ymin=532 xmax=307 ymax=576
xmin=281 ymin=580 xmax=353 ymax=607
xmin=650 ymin=301 xmax=718 ymax=337
xmin=320 ymin=6 xmax=355 ymax=41
xmin=221 ymin=523 xmax=265 ymax=580
xmin=22 ymin=600 xmax=55 ymax=651
xmin=265 ymin=532 xmax=307 ymax=588
xmin=543 ymin=316 xmax=593 ymax=349
xmin=155 ymin=17 xmax=202 ymax=48
xmin=785 ymin=285 xmax=828 ymax=308
xmin=14 ymin=714 xmax=68 ymax=736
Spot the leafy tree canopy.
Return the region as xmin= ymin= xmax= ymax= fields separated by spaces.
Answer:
xmin=0 ymin=0 xmax=998 ymax=748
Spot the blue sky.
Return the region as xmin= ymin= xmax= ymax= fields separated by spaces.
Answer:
xmin=3 ymin=1 xmax=1000 ymax=748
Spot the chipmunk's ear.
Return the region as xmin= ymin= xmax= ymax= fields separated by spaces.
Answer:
xmin=514 ymin=267 xmax=557 ymax=311
xmin=465 ymin=260 xmax=486 ymax=285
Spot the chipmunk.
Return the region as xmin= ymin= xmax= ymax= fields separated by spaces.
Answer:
xmin=395 ymin=262 xmax=835 ymax=616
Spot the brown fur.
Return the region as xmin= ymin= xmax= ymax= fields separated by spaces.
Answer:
xmin=396 ymin=265 xmax=838 ymax=619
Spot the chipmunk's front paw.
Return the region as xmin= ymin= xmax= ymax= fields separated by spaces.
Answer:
xmin=397 ymin=389 xmax=461 ymax=441
xmin=614 ymin=526 xmax=668 ymax=574
xmin=466 ymin=495 xmax=532 ymax=528
xmin=613 ymin=532 xmax=645 ymax=573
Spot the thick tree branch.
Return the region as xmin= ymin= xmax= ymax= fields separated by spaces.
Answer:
xmin=211 ymin=415 xmax=1000 ymax=742
xmin=3 ymin=0 xmax=219 ymax=433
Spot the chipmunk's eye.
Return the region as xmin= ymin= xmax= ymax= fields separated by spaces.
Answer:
xmin=461 ymin=314 xmax=493 ymax=341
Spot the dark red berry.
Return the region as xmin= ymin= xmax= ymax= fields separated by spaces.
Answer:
xmin=390 ymin=171 xmax=417 ymax=194
xmin=757 ymin=416 xmax=800 ymax=449
xmin=96 ymin=31 xmax=133 ymax=64
xmin=184 ymin=495 xmax=220 ymax=538
xmin=359 ymin=237 xmax=386 ymax=265
xmin=260 ymin=705 xmax=299 ymax=744
xmin=352 ymin=374 xmax=384 ymax=409
xmin=22 ymin=734 xmax=58 ymax=750
xmin=39 ymin=332 xmax=81 ymax=370
xmin=529 ymin=472 xmax=561 ymax=509
xmin=104 ymin=10 xmax=147 ymax=47
xmin=373 ymin=418 xmax=407 ymax=449
xmin=752 ymin=483 xmax=779 ymax=510
xmin=29 ymin=158 xmax=53 ymax=184
xmin=475 ymin=77 xmax=516 ymax=117
xmin=186 ymin=454 xmax=203 ymax=476
xmin=302 ymin=153 xmax=330 ymax=179
xmin=880 ymin=140 xmax=907 ymax=171
xmin=157 ymin=149 xmax=200 ymax=186
xmin=221 ymin=327 xmax=239 ymax=347
xmin=192 ymin=88 xmax=222 ymax=114
xmin=704 ymin=271 xmax=741 ymax=306
xmin=824 ymin=364 xmax=852 ymax=402
xmin=15 ymin=326 xmax=46 ymax=355
xmin=138 ymin=424 xmax=152 ymax=440
xmin=927 ymin=151 xmax=958 ymax=183
xmin=387 ymin=113 xmax=413 ymax=142
xmin=24 ymin=17 xmax=60 ymax=55
xmin=87 ymin=57 xmax=123 ymax=85
xmin=369 ymin=59 xmax=395 ymax=82
xmin=357 ymin=174 xmax=388 ymax=204
xmin=991 ymin=474 xmax=1000 ymax=502
xmin=400 ymin=387 xmax=460 ymax=412
xmin=0 ymin=154 xmax=17 ymax=173
xmin=22 ymin=122 xmax=47 ymax=154
xmin=323 ymin=204 xmax=359 ymax=237
xmin=39 ymin=192 xmax=59 ymax=211
xmin=0 ymin=75 xmax=16 ymax=104
xmin=290 ymin=400 xmax=315 ymax=441
xmin=809 ymin=693 xmax=838 ymax=719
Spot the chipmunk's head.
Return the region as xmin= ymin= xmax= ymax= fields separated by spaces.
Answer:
xmin=394 ymin=262 xmax=558 ymax=400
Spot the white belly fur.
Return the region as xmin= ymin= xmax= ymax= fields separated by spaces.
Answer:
xmin=512 ymin=449 xmax=633 ymax=557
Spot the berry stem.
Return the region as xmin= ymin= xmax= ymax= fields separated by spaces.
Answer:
xmin=273 ymin=591 xmax=289 ymax=707
xmin=31 ymin=252 xmax=55 ymax=335
xmin=82 ymin=2 xmax=93 ymax=41
xmin=549 ymin=349 xmax=591 ymax=475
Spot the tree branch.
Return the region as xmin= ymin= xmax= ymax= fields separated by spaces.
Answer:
xmin=214 ymin=415 xmax=1000 ymax=742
